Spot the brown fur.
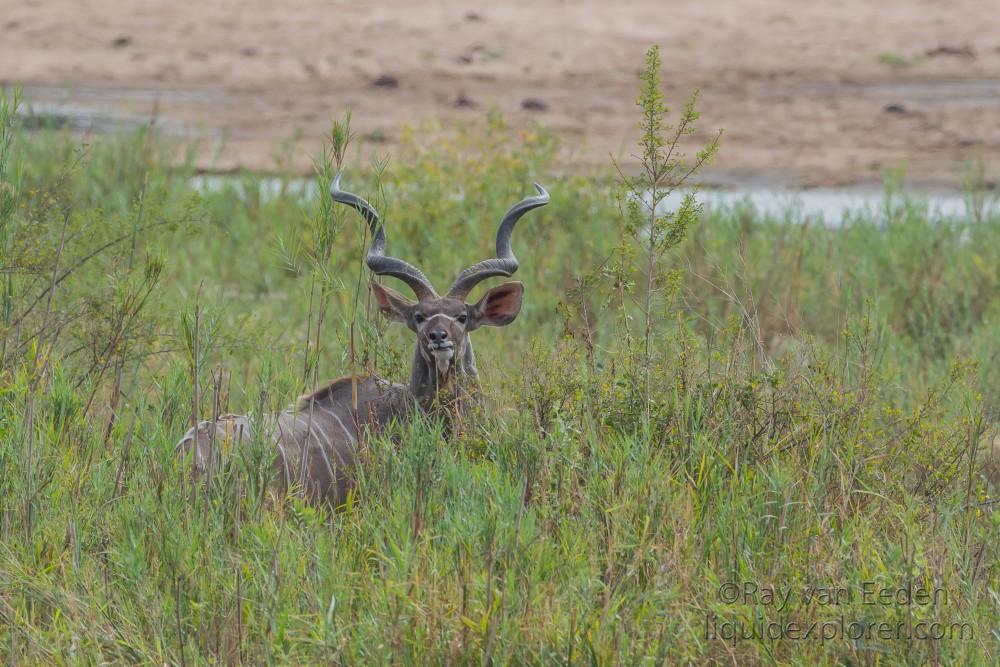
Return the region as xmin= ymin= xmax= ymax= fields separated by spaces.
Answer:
xmin=175 ymin=375 xmax=415 ymax=506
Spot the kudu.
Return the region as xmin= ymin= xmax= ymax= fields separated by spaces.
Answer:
xmin=174 ymin=173 xmax=549 ymax=506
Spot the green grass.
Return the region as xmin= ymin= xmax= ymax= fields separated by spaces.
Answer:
xmin=1 ymin=91 xmax=999 ymax=664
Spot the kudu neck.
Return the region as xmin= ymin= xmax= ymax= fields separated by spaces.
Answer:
xmin=408 ymin=338 xmax=479 ymax=408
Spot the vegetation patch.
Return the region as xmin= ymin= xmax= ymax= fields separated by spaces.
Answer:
xmin=1 ymin=48 xmax=998 ymax=663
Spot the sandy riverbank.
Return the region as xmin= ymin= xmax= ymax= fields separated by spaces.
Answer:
xmin=3 ymin=0 xmax=998 ymax=186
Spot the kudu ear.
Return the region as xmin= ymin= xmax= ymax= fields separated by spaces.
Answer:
xmin=470 ymin=281 xmax=524 ymax=329
xmin=370 ymin=281 xmax=415 ymax=324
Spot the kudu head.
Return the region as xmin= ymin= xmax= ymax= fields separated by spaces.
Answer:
xmin=330 ymin=173 xmax=549 ymax=400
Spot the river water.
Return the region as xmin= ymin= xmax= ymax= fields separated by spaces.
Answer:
xmin=190 ymin=175 xmax=986 ymax=228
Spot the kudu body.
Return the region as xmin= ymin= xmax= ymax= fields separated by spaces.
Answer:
xmin=174 ymin=174 xmax=549 ymax=506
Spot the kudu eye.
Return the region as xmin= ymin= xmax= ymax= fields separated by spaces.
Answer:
xmin=458 ymin=314 xmax=467 ymax=324
xmin=413 ymin=312 xmax=426 ymax=324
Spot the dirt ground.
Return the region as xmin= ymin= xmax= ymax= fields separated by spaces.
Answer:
xmin=3 ymin=0 xmax=998 ymax=187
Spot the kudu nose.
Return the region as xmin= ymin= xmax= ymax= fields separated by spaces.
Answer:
xmin=428 ymin=328 xmax=449 ymax=343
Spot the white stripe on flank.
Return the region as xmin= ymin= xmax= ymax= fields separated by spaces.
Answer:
xmin=331 ymin=413 xmax=357 ymax=446
xmin=195 ymin=429 xmax=205 ymax=466
xmin=314 ymin=399 xmax=358 ymax=446
xmin=301 ymin=406 xmax=338 ymax=484
xmin=308 ymin=422 xmax=338 ymax=483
